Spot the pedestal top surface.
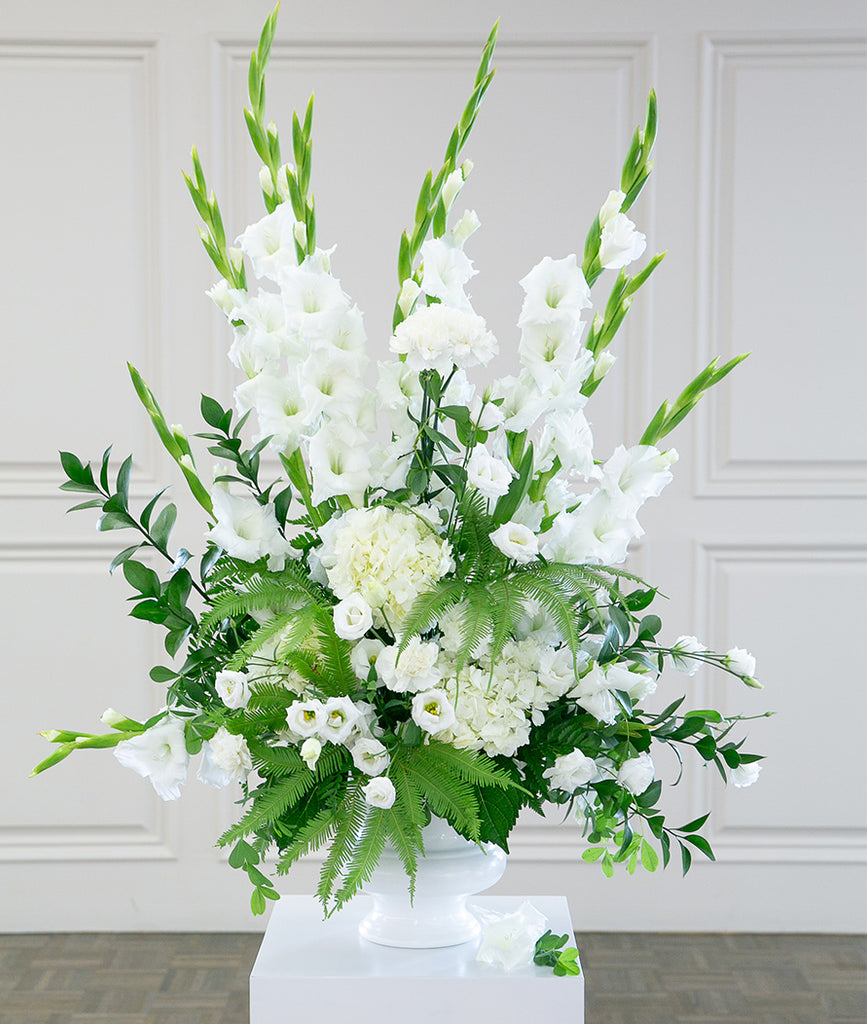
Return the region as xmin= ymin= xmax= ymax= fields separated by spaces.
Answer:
xmin=253 ymin=895 xmax=577 ymax=981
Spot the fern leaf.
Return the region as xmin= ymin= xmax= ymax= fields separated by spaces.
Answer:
xmin=331 ymin=809 xmax=390 ymax=911
xmin=218 ymin=769 xmax=316 ymax=847
xmin=317 ymin=784 xmax=366 ymax=910
xmin=399 ymin=578 xmax=470 ymax=648
xmin=381 ymin=807 xmax=424 ymax=900
xmin=390 ymin=759 xmax=431 ymax=834
xmin=421 ymin=741 xmax=528 ymax=793
xmin=399 ymin=747 xmax=480 ymax=840
xmin=510 ymin=572 xmax=581 ymax=660
xmin=275 ymin=806 xmax=338 ymax=875
xmin=451 ymin=583 xmax=495 ymax=672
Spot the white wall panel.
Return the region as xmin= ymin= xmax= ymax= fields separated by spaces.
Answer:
xmin=697 ymin=38 xmax=867 ymax=497
xmin=0 ymin=42 xmax=163 ymax=498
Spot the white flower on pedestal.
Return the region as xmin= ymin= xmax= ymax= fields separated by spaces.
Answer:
xmin=475 ymin=901 xmax=549 ymax=971
xmin=114 ymin=715 xmax=189 ymax=801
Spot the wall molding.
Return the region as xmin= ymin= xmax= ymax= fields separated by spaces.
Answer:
xmin=695 ymin=35 xmax=867 ymax=499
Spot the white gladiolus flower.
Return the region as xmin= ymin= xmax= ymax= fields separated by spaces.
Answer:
xmin=237 ymin=203 xmax=297 ymax=281
xmin=363 ymin=776 xmax=396 ymax=809
xmin=599 ymin=212 xmax=647 ymax=270
xmin=114 ymin=716 xmax=189 ymax=801
xmin=489 ymin=521 xmax=539 ymax=563
xmin=207 ymin=277 xmax=246 ymax=317
xmin=333 ymin=593 xmax=373 ymax=640
xmin=285 ymin=699 xmax=324 ymax=738
xmin=475 ymin=902 xmax=549 ymax=971
xmin=541 ymin=490 xmax=642 ymax=566
xmin=518 ymin=254 xmax=591 ymax=327
xmin=598 ymin=189 xmax=625 ymax=227
xmin=617 ymin=752 xmax=655 ymax=795
xmin=207 ymin=488 xmax=290 ymax=571
xmin=411 ymin=689 xmax=457 ymax=735
xmin=451 ymin=208 xmax=481 ymax=246
xmin=543 ymin=749 xmax=597 ymax=792
xmin=279 ymin=254 xmax=350 ymax=340
xmin=228 ymin=290 xmax=292 ymax=375
xmin=351 ymin=737 xmax=390 ymax=776
xmin=100 ymin=708 xmax=125 ymax=727
xmin=320 ymin=697 xmax=361 ymax=744
xmin=234 ymin=373 xmax=307 ymax=454
xmin=519 ymin=319 xmax=585 ymax=387
xmin=671 ymin=635 xmax=707 ymax=675
xmin=467 ymin=446 xmax=512 ymax=499
xmin=350 ymin=638 xmax=385 ymax=680
xmin=441 ymin=167 xmax=465 ymax=211
xmin=376 ymin=639 xmax=442 ymax=693
xmin=492 ymin=371 xmax=549 ymax=433
xmin=300 ymin=737 xmax=322 ymax=770
xmin=600 ymin=445 xmax=678 ymax=516
xmin=307 ymin=418 xmax=372 ymax=507
xmin=539 ymin=408 xmax=596 ymax=481
xmin=215 ymin=670 xmax=250 ymax=710
xmin=397 ymin=277 xmax=422 ymax=318
xmin=420 ymin=235 xmax=477 ymax=310
xmin=731 ymin=762 xmax=762 ymax=788
xmin=725 ymin=647 xmax=757 ymax=679
xmin=300 ymin=352 xmax=367 ymax=423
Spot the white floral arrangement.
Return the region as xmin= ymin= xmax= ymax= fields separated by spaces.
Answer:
xmin=34 ymin=7 xmax=766 ymax=919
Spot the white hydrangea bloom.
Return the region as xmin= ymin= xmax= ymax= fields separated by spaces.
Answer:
xmin=315 ymin=506 xmax=454 ymax=631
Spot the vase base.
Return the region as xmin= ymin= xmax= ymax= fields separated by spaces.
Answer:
xmin=358 ymin=902 xmax=481 ymax=948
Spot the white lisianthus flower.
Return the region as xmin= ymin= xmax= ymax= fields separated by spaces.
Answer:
xmin=617 ymin=752 xmax=655 ymax=795
xmin=569 ymin=664 xmax=620 ymax=725
xmin=518 ymin=254 xmax=591 ymax=327
xmin=363 ymin=775 xmax=396 ymax=808
xmin=236 ymin=202 xmax=297 ymax=281
xmin=536 ymin=645 xmax=582 ymax=695
xmin=333 ymin=593 xmax=373 ymax=640
xmin=390 ymin=304 xmax=497 ymax=373
xmin=475 ymin=902 xmax=549 ymax=971
xmin=420 ymin=235 xmax=477 ymax=310
xmin=114 ymin=716 xmax=189 ymax=801
xmin=469 ymin=394 xmax=505 ymax=432
xmin=600 ymin=445 xmax=678 ymax=516
xmin=671 ymin=635 xmax=707 ymax=675
xmin=204 ymin=727 xmax=252 ymax=785
xmin=731 ymin=762 xmax=762 ymax=788
xmin=543 ymin=749 xmax=597 ymax=792
xmin=285 ymin=699 xmax=324 ymax=739
xmin=467 ymin=446 xmax=512 ymax=499
xmin=598 ymin=189 xmax=625 ymax=227
xmin=300 ymin=737 xmax=322 ymax=771
xmin=599 ymin=212 xmax=647 ymax=270
xmin=208 ymin=488 xmax=290 ymax=571
xmin=350 ymin=638 xmax=385 ymax=681
xmin=320 ymin=697 xmax=361 ymax=744
xmin=489 ymin=521 xmax=539 ymax=563
xmin=376 ymin=639 xmax=442 ymax=693
xmin=215 ymin=670 xmax=251 ymax=710
xmin=411 ymin=689 xmax=457 ymax=735
xmin=351 ymin=737 xmax=390 ymax=776
xmin=725 ymin=647 xmax=757 ymax=679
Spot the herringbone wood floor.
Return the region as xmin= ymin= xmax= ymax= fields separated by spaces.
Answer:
xmin=0 ymin=931 xmax=864 ymax=1024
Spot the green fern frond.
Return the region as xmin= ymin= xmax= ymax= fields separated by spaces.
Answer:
xmin=420 ymin=740 xmax=528 ymax=793
xmin=399 ymin=578 xmax=471 ymax=648
xmin=218 ymin=768 xmax=317 ymax=847
xmin=331 ymin=809 xmax=390 ymax=911
xmin=317 ymin=784 xmax=366 ymax=910
xmin=390 ymin=760 xmax=431 ymax=834
xmin=381 ymin=808 xmax=423 ymax=900
xmin=510 ymin=572 xmax=581 ymax=661
xmin=399 ymin=747 xmax=481 ymax=840
xmin=200 ymin=580 xmax=317 ymax=635
xmin=275 ymin=806 xmax=338 ymax=875
xmin=225 ymin=610 xmax=297 ymax=671
xmin=485 ymin=577 xmax=527 ymax=663
xmin=452 ymin=584 xmax=495 ymax=672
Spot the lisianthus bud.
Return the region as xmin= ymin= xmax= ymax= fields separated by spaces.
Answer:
xmin=300 ymin=737 xmax=322 ymax=771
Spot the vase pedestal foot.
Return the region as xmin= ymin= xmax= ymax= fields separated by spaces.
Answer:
xmin=251 ymin=895 xmax=584 ymax=1024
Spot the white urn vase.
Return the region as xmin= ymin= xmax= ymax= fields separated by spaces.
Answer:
xmin=357 ymin=817 xmax=507 ymax=948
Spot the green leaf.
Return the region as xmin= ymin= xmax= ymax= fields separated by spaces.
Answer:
xmin=149 ymin=665 xmax=178 ymax=682
xmin=151 ymin=503 xmax=177 ymax=550
xmin=129 ymin=600 xmax=166 ymax=623
xmin=122 ymin=559 xmax=161 ymax=598
xmin=97 ymin=511 xmax=137 ymax=531
xmin=115 ymin=455 xmax=133 ymax=507
xmin=109 ymin=544 xmax=143 ymax=573
xmin=640 ymin=838 xmax=659 ymax=872
xmin=678 ymin=812 xmax=710 ymax=834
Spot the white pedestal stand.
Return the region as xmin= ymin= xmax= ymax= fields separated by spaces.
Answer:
xmin=250 ymin=895 xmax=584 ymax=1024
